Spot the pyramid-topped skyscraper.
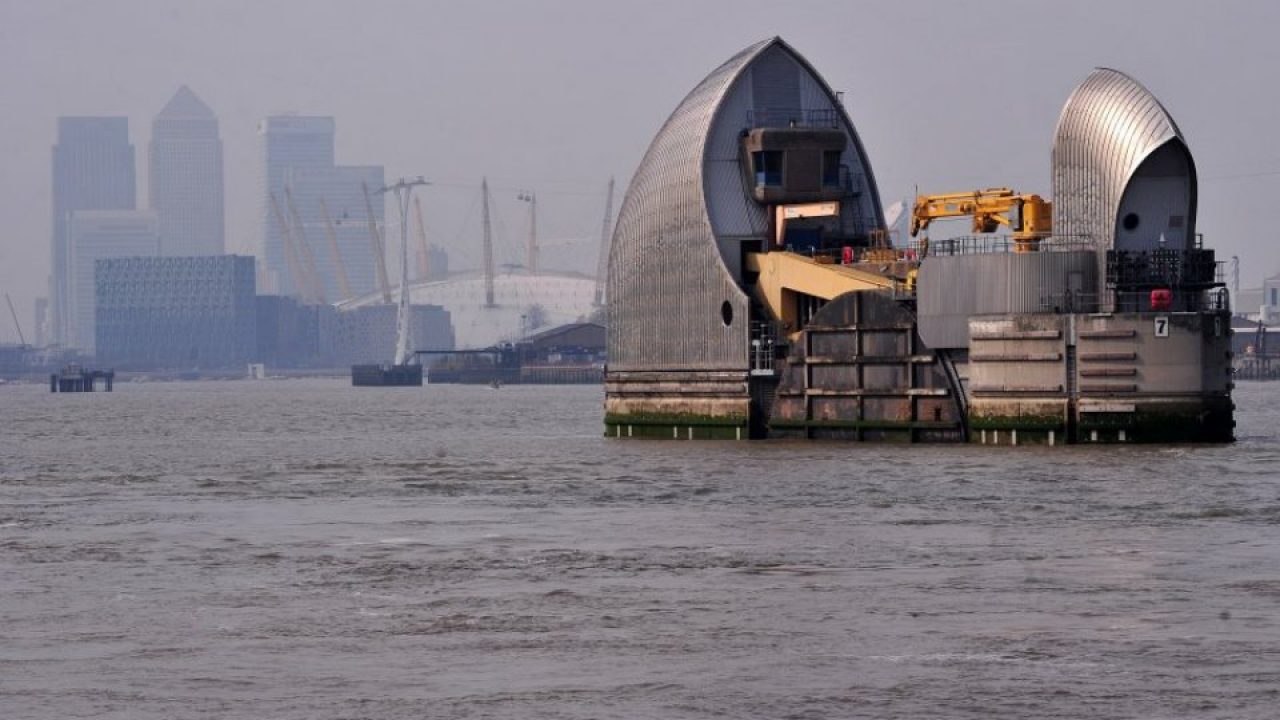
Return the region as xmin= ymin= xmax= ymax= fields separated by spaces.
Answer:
xmin=149 ymin=86 xmax=224 ymax=256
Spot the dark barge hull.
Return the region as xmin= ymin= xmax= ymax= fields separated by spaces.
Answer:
xmin=351 ymin=364 xmax=423 ymax=387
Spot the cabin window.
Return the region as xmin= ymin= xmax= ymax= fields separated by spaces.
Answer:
xmin=822 ymin=150 xmax=842 ymax=187
xmin=752 ymin=151 xmax=782 ymax=187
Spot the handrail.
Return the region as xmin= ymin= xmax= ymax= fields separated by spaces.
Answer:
xmin=746 ymin=108 xmax=841 ymax=129
xmin=915 ymin=234 xmax=1099 ymax=257
xmin=1038 ymin=287 xmax=1231 ymax=314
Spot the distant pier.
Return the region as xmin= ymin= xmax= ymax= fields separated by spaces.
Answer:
xmin=50 ymin=365 xmax=114 ymax=393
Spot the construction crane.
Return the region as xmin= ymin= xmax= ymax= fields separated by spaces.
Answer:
xmin=269 ymin=192 xmax=311 ymax=302
xmin=318 ymin=198 xmax=354 ymax=301
xmin=284 ymin=185 xmax=327 ymax=304
xmin=910 ymin=187 xmax=1051 ymax=253
xmin=362 ymin=180 xmax=393 ymax=304
xmin=5 ymin=293 xmax=26 ymax=346
xmin=413 ymin=196 xmax=431 ymax=282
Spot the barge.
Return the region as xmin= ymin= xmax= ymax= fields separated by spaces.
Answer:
xmin=351 ymin=363 xmax=423 ymax=387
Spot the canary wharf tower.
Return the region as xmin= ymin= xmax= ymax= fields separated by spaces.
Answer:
xmin=149 ymin=86 xmax=225 ymax=257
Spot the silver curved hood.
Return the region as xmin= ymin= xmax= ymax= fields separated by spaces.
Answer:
xmin=1051 ymin=68 xmax=1197 ymax=250
xmin=607 ymin=37 xmax=883 ymax=371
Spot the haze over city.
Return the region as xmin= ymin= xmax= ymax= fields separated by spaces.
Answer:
xmin=2 ymin=0 xmax=1278 ymax=343
xmin=6 ymin=3 xmax=1280 ymax=716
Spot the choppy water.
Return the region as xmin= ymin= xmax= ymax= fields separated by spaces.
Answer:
xmin=2 ymin=379 xmax=1279 ymax=719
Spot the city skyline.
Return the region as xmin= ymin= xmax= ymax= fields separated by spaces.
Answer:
xmin=4 ymin=1 xmax=1280 ymax=344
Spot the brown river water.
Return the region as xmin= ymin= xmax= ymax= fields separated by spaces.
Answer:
xmin=2 ymin=379 xmax=1279 ymax=718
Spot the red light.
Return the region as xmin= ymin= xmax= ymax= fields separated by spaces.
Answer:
xmin=1150 ymin=288 xmax=1173 ymax=310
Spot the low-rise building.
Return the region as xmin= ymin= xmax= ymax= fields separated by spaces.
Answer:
xmin=321 ymin=304 xmax=453 ymax=367
xmin=255 ymin=295 xmax=326 ymax=368
xmin=95 ymin=255 xmax=256 ymax=369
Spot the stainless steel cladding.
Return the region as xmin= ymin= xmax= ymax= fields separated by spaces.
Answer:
xmin=606 ymin=41 xmax=758 ymax=371
xmin=917 ymin=251 xmax=1099 ymax=348
xmin=1052 ymin=68 xmax=1197 ymax=254
xmin=607 ymin=37 xmax=884 ymax=372
xmin=701 ymin=43 xmax=884 ymax=251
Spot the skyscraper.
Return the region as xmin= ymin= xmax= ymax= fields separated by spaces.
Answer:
xmin=149 ymin=86 xmax=224 ymax=257
xmin=68 ymin=210 xmax=159 ymax=352
xmin=51 ymin=117 xmax=136 ymax=346
xmin=34 ymin=298 xmax=48 ymax=348
xmin=258 ymin=116 xmax=335 ymax=296
xmin=258 ymin=116 xmax=384 ymax=302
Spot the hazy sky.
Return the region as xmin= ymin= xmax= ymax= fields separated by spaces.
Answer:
xmin=2 ymin=0 xmax=1278 ymax=343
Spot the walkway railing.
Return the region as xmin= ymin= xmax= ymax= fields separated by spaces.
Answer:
xmin=1038 ymin=287 xmax=1231 ymax=314
xmin=746 ymin=108 xmax=841 ymax=129
xmin=916 ymin=234 xmax=1099 ymax=257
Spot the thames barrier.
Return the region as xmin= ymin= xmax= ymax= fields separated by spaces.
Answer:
xmin=604 ymin=37 xmax=1232 ymax=444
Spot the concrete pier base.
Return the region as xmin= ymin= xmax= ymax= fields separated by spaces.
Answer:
xmin=967 ymin=310 xmax=1234 ymax=444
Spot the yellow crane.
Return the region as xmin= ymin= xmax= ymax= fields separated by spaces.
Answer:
xmin=413 ymin=195 xmax=431 ymax=282
xmin=284 ymin=185 xmax=327 ymax=304
xmin=362 ymin=180 xmax=393 ymax=305
xmin=269 ymin=191 xmax=312 ymax=303
xmin=318 ymin=198 xmax=354 ymax=301
xmin=910 ymin=187 xmax=1051 ymax=253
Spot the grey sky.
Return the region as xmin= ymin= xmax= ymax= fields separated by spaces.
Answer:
xmin=2 ymin=0 xmax=1277 ymax=343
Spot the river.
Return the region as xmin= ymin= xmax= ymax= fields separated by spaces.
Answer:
xmin=2 ymin=379 xmax=1278 ymax=718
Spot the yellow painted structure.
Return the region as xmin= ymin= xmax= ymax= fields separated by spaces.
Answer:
xmin=911 ymin=187 xmax=1052 ymax=252
xmin=746 ymin=251 xmax=899 ymax=332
